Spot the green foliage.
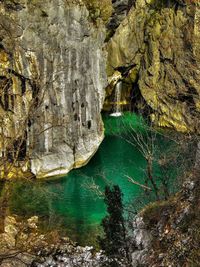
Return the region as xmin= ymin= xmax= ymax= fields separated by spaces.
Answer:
xmin=99 ymin=185 xmax=130 ymax=266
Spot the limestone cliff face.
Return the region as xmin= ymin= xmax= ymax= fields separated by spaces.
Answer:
xmin=106 ymin=0 xmax=200 ymax=132
xmin=0 ymin=0 xmax=107 ymax=178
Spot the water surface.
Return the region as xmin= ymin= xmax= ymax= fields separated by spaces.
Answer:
xmin=8 ymin=113 xmax=176 ymax=245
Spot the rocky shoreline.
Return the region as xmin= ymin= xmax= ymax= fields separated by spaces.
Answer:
xmin=0 ymin=169 xmax=199 ymax=267
xmin=0 ymin=215 xmax=108 ymax=267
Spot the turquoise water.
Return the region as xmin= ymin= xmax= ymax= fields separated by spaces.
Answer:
xmin=8 ymin=113 xmax=175 ymax=245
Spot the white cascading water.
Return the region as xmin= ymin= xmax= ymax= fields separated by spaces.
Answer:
xmin=110 ymin=80 xmax=122 ymax=117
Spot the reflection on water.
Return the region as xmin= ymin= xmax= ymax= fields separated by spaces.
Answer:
xmin=7 ymin=113 xmax=175 ymax=245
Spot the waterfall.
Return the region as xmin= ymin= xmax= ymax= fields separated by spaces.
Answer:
xmin=110 ymin=81 xmax=122 ymax=117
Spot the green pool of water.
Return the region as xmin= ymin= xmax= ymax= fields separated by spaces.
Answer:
xmin=8 ymin=112 xmax=177 ymax=245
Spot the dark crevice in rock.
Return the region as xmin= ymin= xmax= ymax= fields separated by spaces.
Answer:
xmin=87 ymin=120 xmax=92 ymax=129
xmin=116 ymin=64 xmax=136 ymax=77
xmin=0 ymin=43 xmax=4 ymax=50
xmin=0 ymin=76 xmax=13 ymax=111
xmin=131 ymin=78 xmax=154 ymax=119
xmin=0 ymin=0 xmax=25 ymax=11
xmin=148 ymin=0 xmax=181 ymax=11
xmin=21 ymin=76 xmax=26 ymax=95
xmin=74 ymin=114 xmax=78 ymax=121
xmin=41 ymin=10 xmax=48 ymax=18
xmin=8 ymin=69 xmax=29 ymax=95
xmin=29 ymin=81 xmax=40 ymax=102
xmin=106 ymin=0 xmax=134 ymax=41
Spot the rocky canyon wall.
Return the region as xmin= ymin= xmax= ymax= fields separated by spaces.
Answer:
xmin=106 ymin=0 xmax=200 ymax=132
xmin=0 ymin=0 xmax=107 ymax=178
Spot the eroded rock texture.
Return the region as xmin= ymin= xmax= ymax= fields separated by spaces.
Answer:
xmin=106 ymin=0 xmax=200 ymax=132
xmin=0 ymin=0 xmax=107 ymax=178
xmin=106 ymin=0 xmax=131 ymax=38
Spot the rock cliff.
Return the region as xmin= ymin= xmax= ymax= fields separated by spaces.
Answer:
xmin=130 ymin=170 xmax=200 ymax=267
xmin=0 ymin=0 xmax=200 ymax=179
xmin=106 ymin=0 xmax=200 ymax=132
xmin=0 ymin=0 xmax=107 ymax=178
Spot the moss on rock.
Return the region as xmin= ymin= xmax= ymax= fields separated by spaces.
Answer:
xmin=83 ymin=0 xmax=113 ymax=24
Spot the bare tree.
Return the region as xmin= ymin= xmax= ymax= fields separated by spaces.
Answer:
xmin=107 ymin=112 xmax=198 ymax=202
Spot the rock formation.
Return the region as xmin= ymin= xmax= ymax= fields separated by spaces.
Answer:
xmin=0 ymin=215 xmax=108 ymax=267
xmin=106 ymin=0 xmax=200 ymax=132
xmin=131 ymin=172 xmax=200 ymax=267
xmin=0 ymin=0 xmax=107 ymax=178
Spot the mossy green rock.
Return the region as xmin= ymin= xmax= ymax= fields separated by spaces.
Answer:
xmin=106 ymin=0 xmax=200 ymax=132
